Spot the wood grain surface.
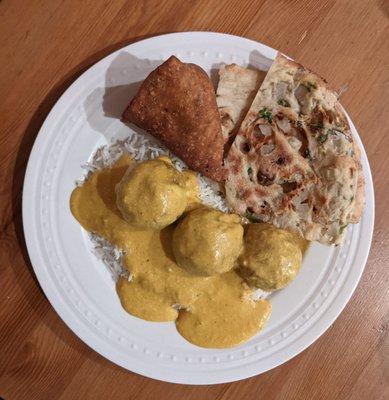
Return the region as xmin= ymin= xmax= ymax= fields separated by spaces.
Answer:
xmin=1 ymin=0 xmax=388 ymax=398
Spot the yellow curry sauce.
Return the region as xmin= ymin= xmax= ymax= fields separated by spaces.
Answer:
xmin=70 ymin=155 xmax=271 ymax=348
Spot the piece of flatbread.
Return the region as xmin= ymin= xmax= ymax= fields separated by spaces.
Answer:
xmin=225 ymin=54 xmax=365 ymax=245
xmin=122 ymin=56 xmax=225 ymax=182
xmin=216 ymin=64 xmax=265 ymax=151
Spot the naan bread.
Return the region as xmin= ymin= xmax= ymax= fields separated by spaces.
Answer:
xmin=216 ymin=64 xmax=265 ymax=150
xmin=225 ymin=54 xmax=364 ymax=244
xmin=122 ymin=56 xmax=225 ymax=182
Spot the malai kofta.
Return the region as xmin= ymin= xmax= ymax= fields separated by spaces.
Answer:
xmin=237 ymin=223 xmax=303 ymax=291
xmin=115 ymin=156 xmax=189 ymax=229
xmin=173 ymin=207 xmax=244 ymax=276
xmin=71 ymin=156 xmax=272 ymax=348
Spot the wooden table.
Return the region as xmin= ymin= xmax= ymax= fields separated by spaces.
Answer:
xmin=1 ymin=0 xmax=388 ymax=398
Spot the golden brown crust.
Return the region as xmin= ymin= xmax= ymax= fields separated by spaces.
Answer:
xmin=122 ymin=56 xmax=225 ymax=182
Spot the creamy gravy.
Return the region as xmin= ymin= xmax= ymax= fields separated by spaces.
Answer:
xmin=70 ymin=155 xmax=271 ymax=348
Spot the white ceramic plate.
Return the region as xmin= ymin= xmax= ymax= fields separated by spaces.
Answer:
xmin=23 ymin=32 xmax=374 ymax=384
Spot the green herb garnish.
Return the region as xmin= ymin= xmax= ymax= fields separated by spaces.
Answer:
xmin=328 ymin=128 xmax=343 ymax=135
xmin=304 ymin=148 xmax=312 ymax=160
xmin=339 ymin=224 xmax=348 ymax=234
xmin=245 ymin=210 xmax=262 ymax=223
xmin=277 ymin=99 xmax=290 ymax=107
xmin=310 ymin=122 xmax=324 ymax=130
xmin=318 ymin=133 xmax=328 ymax=143
xmin=247 ymin=167 xmax=254 ymax=181
xmin=259 ymin=107 xmax=273 ymax=123
xmin=303 ymin=81 xmax=317 ymax=92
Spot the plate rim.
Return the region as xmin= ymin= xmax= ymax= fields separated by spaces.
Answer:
xmin=22 ymin=31 xmax=375 ymax=384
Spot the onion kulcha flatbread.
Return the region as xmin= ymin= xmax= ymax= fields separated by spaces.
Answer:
xmin=122 ymin=56 xmax=225 ymax=182
xmin=224 ymin=53 xmax=365 ymax=245
xmin=216 ymin=64 xmax=265 ymax=151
